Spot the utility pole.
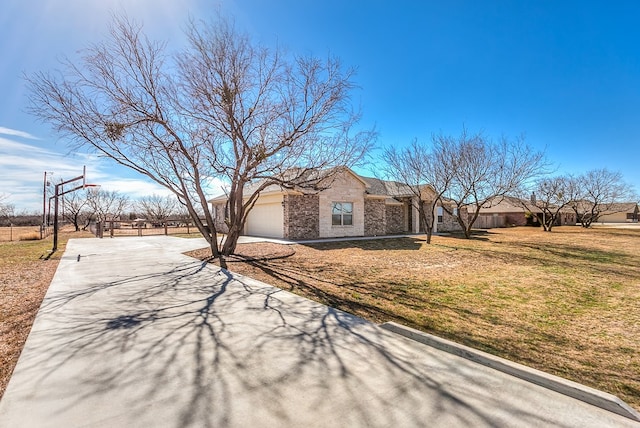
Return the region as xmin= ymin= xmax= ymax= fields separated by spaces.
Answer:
xmin=42 ymin=172 xmax=47 ymax=239
xmin=42 ymin=171 xmax=53 ymax=238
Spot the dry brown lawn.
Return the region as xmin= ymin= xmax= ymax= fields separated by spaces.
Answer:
xmin=0 ymin=228 xmax=93 ymax=399
xmin=190 ymin=226 xmax=640 ymax=410
xmin=2 ymin=225 xmax=638 ymax=410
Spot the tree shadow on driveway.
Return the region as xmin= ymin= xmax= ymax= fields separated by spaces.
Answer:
xmin=0 ymin=242 xmax=623 ymax=428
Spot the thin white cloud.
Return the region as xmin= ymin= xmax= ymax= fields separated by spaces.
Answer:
xmin=204 ymin=177 xmax=229 ymax=199
xmin=97 ymin=178 xmax=174 ymax=200
xmin=0 ymin=137 xmax=106 ymax=212
xmin=0 ymin=136 xmax=228 ymax=213
xmin=0 ymin=126 xmax=39 ymax=140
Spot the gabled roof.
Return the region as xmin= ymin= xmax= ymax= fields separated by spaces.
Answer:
xmin=357 ymin=175 xmax=440 ymax=200
xmin=477 ymin=196 xmax=543 ymax=214
xmin=208 ymin=166 xmax=442 ymax=203
xmin=606 ymin=202 xmax=639 ymax=212
xmin=209 ymin=167 xmax=368 ymax=203
xmin=570 ymin=200 xmax=639 ymax=214
xmin=357 ymin=176 xmax=413 ymax=197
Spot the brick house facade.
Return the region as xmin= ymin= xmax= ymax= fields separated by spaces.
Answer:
xmin=283 ymin=194 xmax=320 ymax=240
xmin=210 ymin=168 xmax=465 ymax=240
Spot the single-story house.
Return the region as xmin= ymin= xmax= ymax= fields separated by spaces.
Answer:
xmin=209 ymin=167 xmax=464 ymax=240
xmin=474 ymin=196 xmax=576 ymax=229
xmin=596 ymin=202 xmax=639 ymax=223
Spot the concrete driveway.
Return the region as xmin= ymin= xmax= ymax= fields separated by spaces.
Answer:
xmin=0 ymin=236 xmax=638 ymax=427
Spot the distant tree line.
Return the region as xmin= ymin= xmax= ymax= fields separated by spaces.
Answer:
xmin=0 ymin=193 xmax=42 ymax=226
xmin=382 ymin=128 xmax=637 ymax=240
xmin=0 ymin=189 xmax=195 ymax=230
xmin=61 ymin=190 xmax=192 ymax=231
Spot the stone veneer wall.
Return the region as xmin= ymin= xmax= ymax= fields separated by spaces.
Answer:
xmin=438 ymin=205 xmax=464 ymax=232
xmin=211 ymin=202 xmax=229 ymax=233
xmin=283 ymin=194 xmax=320 ymax=240
xmin=364 ymin=199 xmax=386 ymax=236
xmin=317 ymin=172 xmax=365 ymax=238
xmin=385 ymin=205 xmax=405 ymax=234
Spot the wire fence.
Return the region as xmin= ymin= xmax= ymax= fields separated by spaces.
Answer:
xmin=1 ymin=221 xmax=202 ymax=243
xmin=0 ymin=226 xmax=53 ymax=242
xmin=89 ymin=221 xmax=201 ymax=238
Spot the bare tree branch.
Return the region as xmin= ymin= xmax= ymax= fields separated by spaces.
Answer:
xmin=0 ymin=194 xmax=15 ymax=224
xmin=136 ymin=194 xmax=180 ymax=223
xmin=437 ymin=128 xmax=547 ymax=238
xmin=522 ymin=175 xmax=575 ymax=231
xmin=381 ymin=139 xmax=451 ymax=244
xmin=87 ymin=189 xmax=129 ymax=223
xmin=61 ymin=189 xmax=92 ymax=231
xmin=27 ymin=14 xmax=374 ymax=256
xmin=569 ymin=169 xmax=637 ymax=227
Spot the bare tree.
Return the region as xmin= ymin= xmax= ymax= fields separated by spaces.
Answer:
xmin=382 ymin=139 xmax=451 ymax=244
xmin=27 ymin=14 xmax=373 ymax=257
xmin=569 ymin=169 xmax=636 ymax=228
xmin=0 ymin=194 xmax=15 ymax=226
xmin=136 ymin=194 xmax=179 ymax=224
xmin=62 ymin=189 xmax=92 ymax=231
xmin=523 ymin=175 xmax=576 ymax=231
xmin=437 ymin=128 xmax=546 ymax=238
xmin=87 ymin=189 xmax=129 ymax=224
xmin=0 ymin=194 xmax=13 ymax=215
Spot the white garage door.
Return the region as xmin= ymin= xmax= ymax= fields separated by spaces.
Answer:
xmin=245 ymin=202 xmax=284 ymax=238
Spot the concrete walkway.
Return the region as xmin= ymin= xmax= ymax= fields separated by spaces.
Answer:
xmin=0 ymin=236 xmax=638 ymax=427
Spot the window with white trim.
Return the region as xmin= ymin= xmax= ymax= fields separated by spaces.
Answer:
xmin=437 ymin=206 xmax=444 ymax=223
xmin=332 ymin=202 xmax=353 ymax=226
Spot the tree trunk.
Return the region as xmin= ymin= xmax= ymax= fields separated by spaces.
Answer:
xmin=210 ymin=237 xmax=222 ymax=262
xmin=421 ymin=201 xmax=436 ymax=244
xmin=460 ymin=204 xmax=480 ymax=239
xmin=222 ymin=226 xmax=241 ymax=256
xmin=546 ymin=214 xmax=555 ymax=231
xmin=541 ymin=212 xmax=550 ymax=231
xmin=583 ymin=214 xmax=595 ymax=228
xmin=219 ymin=182 xmax=250 ymax=257
xmin=452 ymin=210 xmax=470 ymax=238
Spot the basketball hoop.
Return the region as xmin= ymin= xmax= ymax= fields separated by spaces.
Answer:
xmin=84 ymin=184 xmax=101 ymax=195
xmin=51 ymin=167 xmax=100 ymax=252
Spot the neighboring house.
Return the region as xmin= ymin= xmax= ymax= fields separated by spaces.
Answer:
xmin=474 ymin=196 xmax=576 ymax=229
xmin=131 ymin=218 xmax=148 ymax=228
xmin=596 ymin=202 xmax=640 ymax=223
xmin=209 ymin=167 xmax=464 ymax=240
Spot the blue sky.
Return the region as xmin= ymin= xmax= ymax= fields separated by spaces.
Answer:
xmin=1 ymin=0 xmax=639 ymax=212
